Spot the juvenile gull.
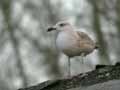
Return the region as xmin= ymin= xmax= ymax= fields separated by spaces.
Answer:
xmin=47 ymin=21 xmax=98 ymax=77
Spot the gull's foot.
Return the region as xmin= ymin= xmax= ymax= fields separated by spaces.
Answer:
xmin=61 ymin=75 xmax=72 ymax=80
xmin=80 ymin=73 xmax=88 ymax=78
xmin=60 ymin=73 xmax=72 ymax=79
xmin=66 ymin=74 xmax=72 ymax=79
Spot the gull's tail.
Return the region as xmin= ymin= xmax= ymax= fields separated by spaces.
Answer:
xmin=95 ymin=42 xmax=99 ymax=49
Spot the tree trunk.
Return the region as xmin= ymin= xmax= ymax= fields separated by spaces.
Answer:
xmin=0 ymin=0 xmax=28 ymax=87
xmin=90 ymin=0 xmax=110 ymax=64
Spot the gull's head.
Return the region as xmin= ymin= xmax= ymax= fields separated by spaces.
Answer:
xmin=47 ymin=21 xmax=72 ymax=32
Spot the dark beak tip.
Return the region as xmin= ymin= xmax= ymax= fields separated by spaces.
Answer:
xmin=47 ymin=28 xmax=52 ymax=32
xmin=47 ymin=27 xmax=56 ymax=32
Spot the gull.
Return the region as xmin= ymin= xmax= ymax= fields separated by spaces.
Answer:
xmin=47 ymin=21 xmax=98 ymax=77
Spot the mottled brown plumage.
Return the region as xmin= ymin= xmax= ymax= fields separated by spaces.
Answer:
xmin=76 ymin=31 xmax=96 ymax=56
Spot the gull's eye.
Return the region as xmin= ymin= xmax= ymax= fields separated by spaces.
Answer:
xmin=59 ymin=23 xmax=66 ymax=27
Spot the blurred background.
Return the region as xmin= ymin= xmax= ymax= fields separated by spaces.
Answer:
xmin=0 ymin=0 xmax=120 ymax=90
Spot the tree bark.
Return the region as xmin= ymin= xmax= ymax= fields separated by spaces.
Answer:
xmin=18 ymin=63 xmax=120 ymax=90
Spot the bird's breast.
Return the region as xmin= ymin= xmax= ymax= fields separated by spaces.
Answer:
xmin=56 ymin=31 xmax=77 ymax=51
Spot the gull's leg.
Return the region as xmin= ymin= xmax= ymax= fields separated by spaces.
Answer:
xmin=81 ymin=53 xmax=84 ymax=73
xmin=81 ymin=53 xmax=87 ymax=77
xmin=68 ymin=57 xmax=71 ymax=78
xmin=81 ymin=54 xmax=84 ymax=67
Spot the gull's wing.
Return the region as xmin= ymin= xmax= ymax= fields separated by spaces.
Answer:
xmin=76 ymin=31 xmax=93 ymax=42
xmin=76 ymin=31 xmax=96 ymax=55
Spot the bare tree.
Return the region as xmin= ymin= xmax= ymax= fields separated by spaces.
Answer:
xmin=0 ymin=0 xmax=28 ymax=87
xmin=89 ymin=0 xmax=110 ymax=64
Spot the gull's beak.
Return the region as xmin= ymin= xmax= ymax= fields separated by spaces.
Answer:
xmin=47 ymin=27 xmax=56 ymax=32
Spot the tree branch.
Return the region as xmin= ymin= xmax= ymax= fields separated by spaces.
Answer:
xmin=18 ymin=63 xmax=120 ymax=90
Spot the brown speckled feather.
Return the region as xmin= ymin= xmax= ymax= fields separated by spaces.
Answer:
xmin=76 ymin=31 xmax=95 ymax=56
